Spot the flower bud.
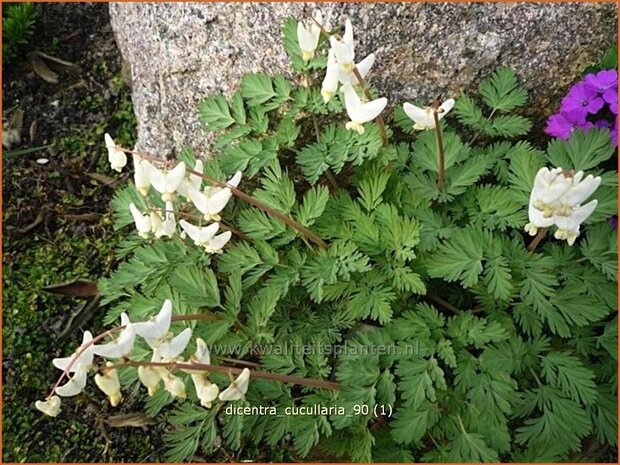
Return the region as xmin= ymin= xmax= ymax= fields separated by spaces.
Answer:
xmin=95 ymin=363 xmax=122 ymax=407
xmin=138 ymin=365 xmax=162 ymax=396
xmin=35 ymin=396 xmax=61 ymax=417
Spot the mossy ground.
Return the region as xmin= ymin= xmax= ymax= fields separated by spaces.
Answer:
xmin=2 ymin=3 xmax=165 ymax=462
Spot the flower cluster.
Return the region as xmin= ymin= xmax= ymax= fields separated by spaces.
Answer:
xmin=299 ymin=12 xmax=456 ymax=135
xmin=36 ymin=300 xmax=251 ymax=417
xmin=546 ymin=69 xmax=618 ymax=147
xmin=105 ymin=134 xmax=241 ymax=253
xmin=296 ymin=14 xmax=387 ymax=135
xmin=525 ymin=167 xmax=601 ymax=245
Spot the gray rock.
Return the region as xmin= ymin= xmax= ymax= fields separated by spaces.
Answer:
xmin=109 ymin=2 xmax=617 ymax=158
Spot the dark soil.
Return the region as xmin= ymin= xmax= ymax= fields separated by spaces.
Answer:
xmin=2 ymin=3 xmax=165 ymax=462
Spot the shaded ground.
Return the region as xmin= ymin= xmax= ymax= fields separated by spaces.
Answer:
xmin=2 ymin=3 xmax=165 ymax=461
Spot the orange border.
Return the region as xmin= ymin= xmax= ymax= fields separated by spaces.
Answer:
xmin=0 ymin=1 xmax=618 ymax=464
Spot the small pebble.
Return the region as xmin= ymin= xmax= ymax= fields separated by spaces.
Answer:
xmin=36 ymin=158 xmax=49 ymax=165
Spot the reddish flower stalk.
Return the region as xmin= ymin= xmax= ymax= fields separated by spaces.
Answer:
xmin=122 ymin=148 xmax=328 ymax=249
xmin=432 ymin=109 xmax=446 ymax=192
xmin=114 ymin=360 xmax=341 ymax=391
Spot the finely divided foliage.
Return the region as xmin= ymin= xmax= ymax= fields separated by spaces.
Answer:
xmin=41 ymin=12 xmax=616 ymax=463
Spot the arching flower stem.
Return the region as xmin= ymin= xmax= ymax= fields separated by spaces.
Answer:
xmin=113 ymin=359 xmax=341 ymax=391
xmin=121 ymin=148 xmax=328 ymax=249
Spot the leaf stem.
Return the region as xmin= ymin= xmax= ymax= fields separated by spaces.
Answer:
xmin=427 ymin=293 xmax=460 ymax=314
xmin=432 ymin=110 xmax=446 ymax=192
xmin=527 ymin=228 xmax=548 ymax=252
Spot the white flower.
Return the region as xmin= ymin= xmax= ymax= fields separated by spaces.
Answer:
xmin=104 ymin=133 xmax=127 ymax=172
xmin=153 ymin=201 xmax=176 ymax=238
xmin=146 ymin=161 xmax=186 ymax=202
xmin=206 ymin=230 xmax=232 ymax=254
xmin=133 ymin=155 xmax=151 ymax=196
xmin=530 ymin=167 xmax=573 ymax=214
xmin=93 ymin=313 xmax=136 ymax=359
xmin=162 ymin=371 xmax=186 ymax=399
xmin=176 ymin=160 xmax=204 ymax=198
xmin=297 ymin=10 xmax=323 ymax=61
xmin=343 ymin=84 xmax=387 ymax=134
xmin=129 ymin=203 xmax=151 ymax=238
xmin=53 ymin=331 xmax=93 ymax=397
xmin=55 ymin=367 xmax=88 ymax=397
xmin=338 ymin=53 xmax=375 ymax=86
xmin=546 ymin=171 xmax=601 ymax=214
xmin=188 ymin=187 xmax=232 ymax=222
xmin=321 ymin=49 xmax=340 ymax=103
xmin=402 ymin=99 xmax=455 ymax=130
xmin=187 ymin=338 xmax=220 ymax=408
xmin=180 ymin=220 xmax=219 ymax=246
xmin=195 ymin=381 xmax=220 ymax=408
xmin=158 ymin=328 xmax=192 ymax=359
xmin=553 ymin=200 xmax=598 ymax=246
xmin=35 ymin=396 xmax=61 ymax=417
xmin=329 ymin=19 xmax=355 ymax=71
xmin=179 ymin=220 xmax=231 ymax=253
xmin=138 ymin=350 xmax=165 ymax=396
xmin=94 ymin=363 xmax=122 ymax=407
xmin=133 ymin=299 xmax=173 ymax=345
xmin=218 ymin=368 xmax=251 ymax=401
xmin=525 ymin=167 xmax=601 ymax=245
xmin=524 ymin=201 xmax=555 ymax=236
xmin=138 ymin=365 xmax=162 ymax=396
xmin=188 ymin=171 xmax=242 ymax=221
xmin=52 ymin=331 xmax=94 ymax=373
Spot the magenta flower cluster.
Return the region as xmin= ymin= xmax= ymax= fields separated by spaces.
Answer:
xmin=545 ymin=69 xmax=618 ymax=147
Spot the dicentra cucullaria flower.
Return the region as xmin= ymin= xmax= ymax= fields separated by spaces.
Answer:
xmin=95 ymin=363 xmax=122 ymax=407
xmin=133 ymin=154 xmax=151 ymax=196
xmin=320 ymin=18 xmax=377 ymax=104
xmin=151 ymin=201 xmax=177 ymax=238
xmin=321 ymin=50 xmax=340 ymax=103
xmin=105 ymin=133 xmax=127 ymax=172
xmin=219 ymin=368 xmax=251 ymax=401
xmin=329 ymin=19 xmax=355 ymax=72
xmin=343 ymin=84 xmax=387 ymax=134
xmin=37 ymin=299 xmax=254 ymax=416
xmin=402 ymin=98 xmax=455 ymax=130
xmin=93 ymin=313 xmax=135 ymax=358
xmin=129 ymin=203 xmax=151 ymax=238
xmin=186 ymin=338 xmax=220 ymax=408
xmin=35 ymin=395 xmax=62 ymax=417
xmin=52 ymin=330 xmax=94 ymax=397
xmin=179 ymin=220 xmax=232 ymax=254
xmin=146 ymin=161 xmax=186 ymax=202
xmin=133 ymin=299 xmax=173 ymax=347
xmin=297 ymin=10 xmax=323 ymax=61
xmin=176 ymin=159 xmax=204 ymax=198
xmin=525 ymin=167 xmax=601 ymax=245
xmin=188 ymin=171 xmax=242 ymax=221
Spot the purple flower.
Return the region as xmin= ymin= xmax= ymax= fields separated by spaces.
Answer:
xmin=545 ymin=111 xmax=593 ymax=140
xmin=609 ymin=216 xmax=618 ymax=230
xmin=603 ymin=87 xmax=618 ymax=115
xmin=561 ymin=82 xmax=605 ymax=116
xmin=611 ymin=117 xmax=618 ymax=147
xmin=584 ymin=69 xmax=618 ymax=93
xmin=594 ymin=119 xmax=612 ymax=129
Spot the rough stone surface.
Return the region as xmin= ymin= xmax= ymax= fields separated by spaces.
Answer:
xmin=109 ymin=2 xmax=617 ymax=157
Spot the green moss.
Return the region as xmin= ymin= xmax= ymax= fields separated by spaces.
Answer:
xmin=2 ymin=65 xmax=162 ymax=461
